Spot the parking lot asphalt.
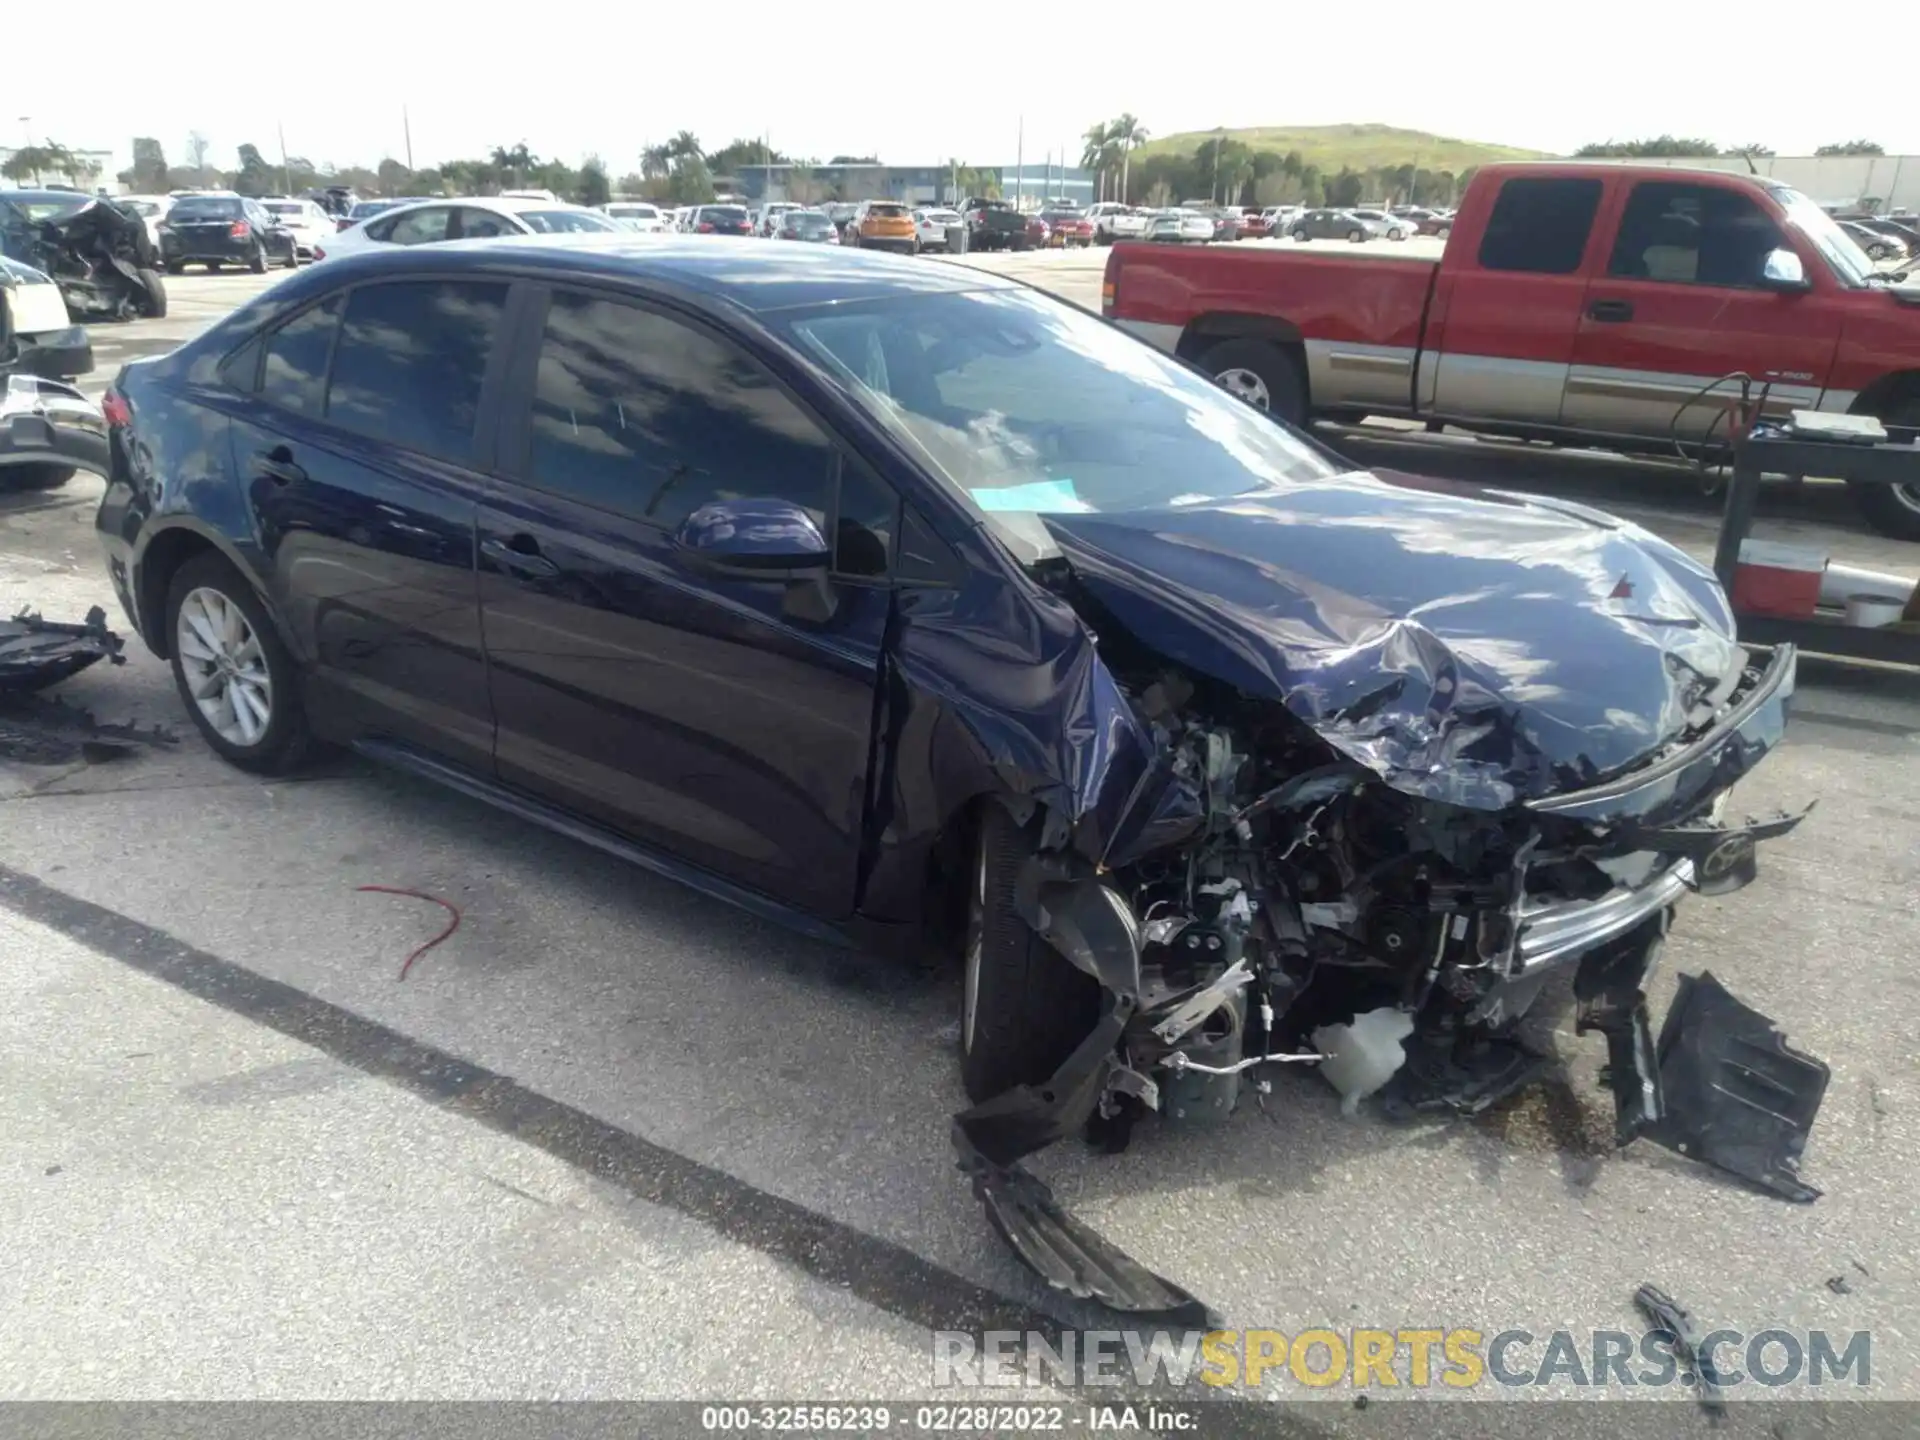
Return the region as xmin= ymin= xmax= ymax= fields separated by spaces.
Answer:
xmin=4 ymin=253 xmax=1918 ymax=1420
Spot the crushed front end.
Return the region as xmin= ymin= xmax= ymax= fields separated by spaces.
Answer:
xmin=952 ymin=633 xmax=1822 ymax=1322
xmin=11 ymin=201 xmax=163 ymax=323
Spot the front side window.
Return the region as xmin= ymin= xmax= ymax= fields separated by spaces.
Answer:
xmin=1771 ymin=185 xmax=1873 ymax=287
xmin=454 ymin=207 xmax=517 ymax=240
xmin=1608 ymin=182 xmax=1788 ymax=287
xmin=526 ymin=290 xmax=838 ymax=536
xmin=324 ymin=281 xmax=508 ymax=461
xmin=516 ymin=209 xmax=619 ymax=234
xmin=1477 ymin=176 xmax=1602 ymax=275
xmin=260 ymin=295 xmax=342 ymax=415
xmin=777 ymin=288 xmax=1342 ymax=560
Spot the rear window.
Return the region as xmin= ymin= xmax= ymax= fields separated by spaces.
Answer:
xmin=323 ymin=280 xmax=509 ymax=461
xmin=264 ymin=202 xmax=301 ymax=215
xmin=1477 ymin=177 xmax=1603 ymax=275
xmin=700 ymin=206 xmax=749 ymax=222
xmin=169 ymin=197 xmax=247 ymax=220
xmin=866 ymin=204 xmax=908 ymax=218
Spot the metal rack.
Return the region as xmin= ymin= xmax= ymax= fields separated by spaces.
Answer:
xmin=1713 ymin=421 xmax=1920 ymax=666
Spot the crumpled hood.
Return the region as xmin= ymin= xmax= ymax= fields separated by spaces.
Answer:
xmin=1040 ymin=470 xmax=1744 ymax=809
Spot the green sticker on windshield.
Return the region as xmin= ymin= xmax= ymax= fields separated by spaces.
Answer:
xmin=970 ymin=478 xmax=1091 ymax=513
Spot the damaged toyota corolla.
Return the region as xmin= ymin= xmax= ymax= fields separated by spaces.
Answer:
xmin=95 ymin=244 xmax=1825 ymax=1325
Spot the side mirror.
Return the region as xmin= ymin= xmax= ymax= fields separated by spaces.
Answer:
xmin=1761 ymin=248 xmax=1811 ymax=292
xmin=674 ymin=497 xmax=830 ymax=577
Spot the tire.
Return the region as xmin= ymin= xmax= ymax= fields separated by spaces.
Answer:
xmin=164 ymin=259 xmax=185 ymax=275
xmin=959 ymin=804 xmax=1101 ymax=1104
xmin=1196 ymin=337 xmax=1308 ymax=424
xmin=0 ymin=463 xmax=76 ymax=492
xmin=165 ymin=552 xmax=313 ymax=774
xmin=136 ymin=267 xmax=168 ymax=318
xmin=911 ymin=236 xmax=922 ymax=255
xmin=206 ymin=261 xmax=221 ymax=273
xmin=249 ymin=245 xmax=267 ymax=274
xmin=1437 ymin=225 xmax=1451 ymax=239
xmin=1290 ymin=228 xmax=1307 ymax=242
xmin=1850 ymin=393 xmax=1920 ymax=538
xmin=281 ymin=244 xmax=299 ymax=270
xmin=1348 ymin=229 xmax=1365 ymax=243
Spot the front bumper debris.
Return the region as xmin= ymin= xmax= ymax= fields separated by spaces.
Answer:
xmin=0 ymin=606 xmax=125 ymax=692
xmin=0 ymin=375 xmax=110 ymax=478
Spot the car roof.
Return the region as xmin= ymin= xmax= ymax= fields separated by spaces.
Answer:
xmin=264 ymin=233 xmax=1022 ymax=315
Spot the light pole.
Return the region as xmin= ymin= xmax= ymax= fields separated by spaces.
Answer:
xmin=18 ymin=117 xmax=31 ymax=148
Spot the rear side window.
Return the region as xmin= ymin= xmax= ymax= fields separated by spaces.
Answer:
xmin=1477 ymin=177 xmax=1603 ymax=275
xmin=260 ymin=295 xmax=342 ymax=415
xmin=324 ymin=281 xmax=508 ymax=461
xmin=526 ymin=289 xmax=836 ymax=533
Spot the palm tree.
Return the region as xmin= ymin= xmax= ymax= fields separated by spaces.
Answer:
xmin=641 ymin=143 xmax=672 ymax=181
xmin=667 ymin=131 xmax=703 ymax=165
xmin=1110 ymin=114 xmax=1148 ymax=203
xmin=490 ymin=143 xmax=536 ymax=187
xmin=1081 ymin=124 xmax=1112 ymax=201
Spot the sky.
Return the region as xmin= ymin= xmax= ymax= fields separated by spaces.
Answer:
xmin=17 ymin=2 xmax=1917 ymax=178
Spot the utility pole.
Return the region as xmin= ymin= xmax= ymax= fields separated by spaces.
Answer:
xmin=402 ymin=105 xmax=414 ymax=172
xmin=278 ymin=122 xmax=290 ymax=195
xmin=1015 ymin=116 xmax=1023 ymax=211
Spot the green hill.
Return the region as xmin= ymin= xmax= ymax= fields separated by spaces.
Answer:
xmin=1132 ymin=123 xmax=1548 ymax=172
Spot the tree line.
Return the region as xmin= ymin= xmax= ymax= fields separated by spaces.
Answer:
xmin=1091 ymin=126 xmax=1477 ymax=210
xmin=1572 ymin=137 xmax=1887 ymax=158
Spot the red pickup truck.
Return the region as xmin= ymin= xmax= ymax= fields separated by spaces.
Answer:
xmin=1103 ymin=161 xmax=1920 ymax=538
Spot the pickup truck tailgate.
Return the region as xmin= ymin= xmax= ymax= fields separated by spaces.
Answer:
xmin=1107 ymin=246 xmax=1440 ymax=409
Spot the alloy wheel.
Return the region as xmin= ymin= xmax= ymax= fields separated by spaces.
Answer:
xmin=1215 ymin=366 xmax=1272 ymax=409
xmin=174 ymin=586 xmax=273 ymax=746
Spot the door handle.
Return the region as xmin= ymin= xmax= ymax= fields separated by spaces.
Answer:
xmin=481 ymin=534 xmax=560 ymax=579
xmin=1587 ymin=299 xmax=1635 ymax=323
xmin=252 ymin=446 xmax=307 ymax=485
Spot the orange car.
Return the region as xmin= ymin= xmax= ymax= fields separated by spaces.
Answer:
xmin=853 ymin=199 xmax=917 ymax=253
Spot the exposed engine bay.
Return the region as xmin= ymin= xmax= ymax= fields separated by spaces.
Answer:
xmin=951 ymin=619 xmax=1825 ymax=1325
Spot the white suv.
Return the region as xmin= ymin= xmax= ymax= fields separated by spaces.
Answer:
xmin=1086 ymin=202 xmax=1149 ymax=244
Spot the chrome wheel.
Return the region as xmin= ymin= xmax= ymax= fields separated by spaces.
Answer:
xmin=175 ymin=586 xmax=272 ymax=747
xmin=1215 ymin=366 xmax=1272 ymax=409
xmin=962 ymin=846 xmax=986 ymax=1054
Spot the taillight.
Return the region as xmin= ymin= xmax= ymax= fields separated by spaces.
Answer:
xmin=697 ymin=222 xmax=713 ymax=233
xmin=313 ymin=246 xmax=326 ymax=261
xmin=102 ymin=388 xmax=132 ymax=429
xmin=1101 ymin=279 xmax=1116 ymax=316
xmin=230 ymin=221 xmax=250 ymax=238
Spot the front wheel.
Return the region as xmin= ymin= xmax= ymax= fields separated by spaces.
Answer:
xmin=136 ymin=267 xmax=168 ymax=318
xmin=1852 ymin=394 xmax=1920 ymax=539
xmin=959 ymin=804 xmax=1101 ymax=1104
xmin=1196 ymin=337 xmax=1308 ymax=424
xmin=165 ymin=552 xmax=314 ymax=774
xmin=1290 ymin=228 xmax=1307 ymax=241
xmin=1437 ymin=225 xmax=1452 ymax=239
xmin=1348 ymin=229 xmax=1366 ymax=243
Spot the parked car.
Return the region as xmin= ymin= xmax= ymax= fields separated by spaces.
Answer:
xmin=961 ymin=198 xmax=1031 ymax=251
xmin=853 ymin=200 xmax=917 ymax=253
xmin=315 ymin=197 xmax=622 ymax=260
xmin=1838 ymin=219 xmax=1908 ymax=263
xmin=1347 ymin=208 xmax=1412 ymax=241
xmin=1086 ymin=202 xmax=1150 ymax=244
xmin=602 ymin=201 xmax=669 ymax=233
xmin=1 ymin=255 xmax=101 ymax=488
xmin=1201 ymin=208 xmax=1243 ymax=242
xmin=824 ymin=202 xmax=860 ymax=240
xmin=0 ymin=190 xmax=166 ymax=320
xmin=94 ymin=234 xmax=1815 ymax=1319
xmin=756 ymin=202 xmax=804 ymax=237
xmin=1238 ymin=208 xmax=1272 ymax=239
xmin=1106 ymin=160 xmax=1920 ymax=538
xmin=259 ymin=198 xmax=332 ymax=260
xmin=776 ymin=209 xmax=841 ymax=244
xmin=158 ymin=193 xmax=299 ymax=273
xmin=1023 ymin=213 xmax=1051 ymax=249
xmin=1286 ymin=208 xmax=1374 ymax=242
xmin=1142 ymin=209 xmax=1215 ymax=243
xmin=1036 ymin=208 xmax=1094 ymax=248
xmin=913 ymin=207 xmax=963 ymax=252
xmin=690 ymin=204 xmax=754 ymax=236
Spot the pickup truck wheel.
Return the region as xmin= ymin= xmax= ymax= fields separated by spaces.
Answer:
xmin=1849 ymin=393 xmax=1920 ymax=538
xmin=959 ymin=804 xmax=1101 ymax=1104
xmin=1199 ymin=338 xmax=1307 ymax=423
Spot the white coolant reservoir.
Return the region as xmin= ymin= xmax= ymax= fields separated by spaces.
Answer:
xmin=1312 ymin=1007 xmax=1415 ymax=1117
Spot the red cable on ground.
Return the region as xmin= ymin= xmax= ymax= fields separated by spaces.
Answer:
xmin=356 ymin=885 xmax=462 ymax=981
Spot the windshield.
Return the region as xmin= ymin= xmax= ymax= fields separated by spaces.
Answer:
xmin=788 ymin=213 xmax=832 ymax=229
xmin=777 ymin=288 xmax=1342 ymax=558
xmin=169 ymin=197 xmax=247 ymax=220
xmin=517 ymin=209 xmax=619 ymax=234
xmin=1772 ymin=186 xmax=1875 ymax=286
